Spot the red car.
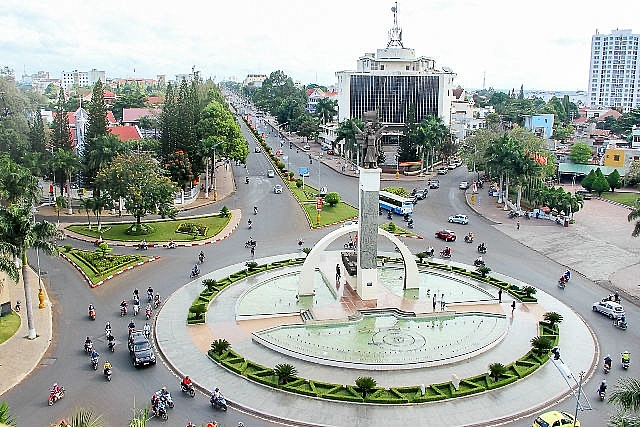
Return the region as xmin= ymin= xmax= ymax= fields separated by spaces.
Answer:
xmin=435 ymin=229 xmax=457 ymax=241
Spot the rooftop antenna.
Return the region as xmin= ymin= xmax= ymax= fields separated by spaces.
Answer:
xmin=387 ymin=2 xmax=404 ymax=48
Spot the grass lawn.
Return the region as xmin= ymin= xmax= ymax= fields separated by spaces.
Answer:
xmin=599 ymin=191 xmax=640 ymax=207
xmin=66 ymin=214 xmax=230 ymax=242
xmin=62 ymin=248 xmax=154 ymax=284
xmin=286 ymin=180 xmax=358 ymax=227
xmin=380 ymin=221 xmax=417 ymax=237
xmin=0 ymin=311 xmax=21 ymax=344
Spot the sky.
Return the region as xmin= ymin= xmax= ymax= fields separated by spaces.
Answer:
xmin=1 ymin=0 xmax=639 ymax=92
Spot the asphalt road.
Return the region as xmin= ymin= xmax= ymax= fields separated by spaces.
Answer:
xmin=3 ymin=110 xmax=637 ymax=426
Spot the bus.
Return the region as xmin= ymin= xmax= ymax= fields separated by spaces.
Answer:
xmin=379 ymin=191 xmax=413 ymax=215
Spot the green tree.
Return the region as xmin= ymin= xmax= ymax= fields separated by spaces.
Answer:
xmin=582 ymin=169 xmax=596 ymax=191
xmin=210 ymin=338 xmax=231 ymax=356
xmin=51 ymin=87 xmax=73 ymax=150
xmin=627 ymin=199 xmax=640 ymax=237
xmin=624 ymin=160 xmax=640 ymax=186
xmin=355 ymin=376 xmax=377 ymax=398
xmin=0 ymin=401 xmax=16 ymax=426
xmin=78 ymin=197 xmax=94 ymax=229
xmin=164 ymin=150 xmax=193 ymax=189
xmin=488 ymin=362 xmax=506 ymax=382
xmin=314 ymin=98 xmax=337 ymax=124
xmin=530 ymin=336 xmax=553 ymax=356
xmin=198 ymin=99 xmax=248 ymax=166
xmin=27 ymin=109 xmax=48 ymax=175
xmin=94 ymin=242 xmax=112 ymax=259
xmin=552 ymin=124 xmax=574 ymax=142
xmin=608 ymin=377 xmax=640 ymax=426
xmin=297 ymin=117 xmax=320 ymax=141
xmin=324 ymin=192 xmax=340 ymax=207
xmin=0 ymin=155 xmax=39 ymax=206
xmin=274 ymin=363 xmax=298 ymax=385
xmin=95 ymin=153 xmax=177 ymax=226
xmin=51 ymin=148 xmax=81 ymax=214
xmin=592 ymin=168 xmax=610 ymax=196
xmin=543 ymin=312 xmax=563 ymax=328
xmin=62 ymin=407 xmax=105 ymax=427
xmin=54 ymin=195 xmax=67 ymax=225
xmin=417 ymin=115 xmax=449 ymax=169
xmin=86 ymin=80 xmax=108 ymax=141
xmin=398 ymin=104 xmax=419 ymax=162
xmin=0 ymin=202 xmax=61 ymax=339
xmin=81 ymin=134 xmax=128 ymax=194
xmin=569 ymin=142 xmax=593 ymax=164
xmin=608 ymin=169 xmax=623 ymax=192
xmin=335 ymin=118 xmax=364 ymax=161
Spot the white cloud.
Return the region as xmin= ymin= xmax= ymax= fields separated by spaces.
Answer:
xmin=1 ymin=0 xmax=639 ymax=90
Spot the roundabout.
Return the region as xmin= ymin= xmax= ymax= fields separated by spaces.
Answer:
xmin=157 ymin=252 xmax=597 ymax=426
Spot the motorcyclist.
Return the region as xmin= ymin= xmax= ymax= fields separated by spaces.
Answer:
xmin=248 ymin=218 xmax=252 ymax=228
xmin=478 ymin=242 xmax=486 ymax=252
xmin=182 ymin=376 xmax=192 ymax=387
xmin=105 ymin=321 xmax=111 ymax=335
xmin=103 ymin=361 xmax=112 ymax=375
xmin=158 ymin=386 xmax=170 ymax=401
xmin=192 ymin=264 xmax=200 ymax=276
xmin=151 ymin=393 xmax=159 ymax=409
xmin=604 ymin=354 xmax=612 ymax=370
xmin=168 ymin=238 xmax=176 ymax=248
xmin=84 ymin=336 xmax=92 ymax=351
xmin=407 ymin=218 xmax=414 ymax=227
xmin=199 ymin=250 xmax=205 ymax=262
xmin=564 ymin=270 xmax=571 ymax=281
xmin=107 ymin=334 xmax=115 ymax=348
xmin=90 ymin=349 xmax=100 ymax=363
xmin=139 ymin=239 xmax=147 ymax=249
xmin=147 ymin=286 xmax=154 ymax=301
xmin=143 ymin=322 xmax=151 ymax=337
xmin=120 ymin=299 xmax=128 ymax=314
xmin=51 ymin=382 xmax=62 ymax=395
xmin=475 ymin=255 xmax=484 ymax=265
xmin=154 ymin=293 xmax=161 ymax=308
xmin=617 ymin=314 xmax=627 ymax=327
xmin=443 ymin=246 xmax=451 ymax=256
xmin=128 ymin=321 xmax=135 ymax=333
xmin=426 ymin=246 xmax=434 ymax=256
xmin=211 ymin=387 xmax=221 ymax=403
xmin=146 ymin=303 xmax=153 ymax=314
xmin=253 ymin=206 xmax=258 ymax=214
xmin=622 ymin=350 xmax=631 ymax=364
xmin=88 ymin=304 xmax=95 ymax=315
xmin=598 ymin=380 xmax=607 ymax=394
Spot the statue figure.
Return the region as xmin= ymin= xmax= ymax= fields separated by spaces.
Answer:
xmin=352 ymin=111 xmax=388 ymax=169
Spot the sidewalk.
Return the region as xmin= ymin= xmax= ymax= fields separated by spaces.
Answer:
xmin=0 ymin=268 xmax=53 ymax=398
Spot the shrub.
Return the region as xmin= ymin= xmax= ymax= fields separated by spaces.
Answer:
xmin=295 ymin=179 xmax=303 ymax=188
xmin=288 ymin=171 xmax=294 ymax=179
xmin=202 ymin=278 xmax=217 ymax=292
xmin=177 ymin=222 xmax=207 ymax=236
xmin=530 ymin=336 xmax=553 ymax=356
xmin=245 ymin=261 xmax=258 ymax=271
xmin=94 ymin=242 xmax=112 ymax=259
xmin=274 ymin=363 xmax=298 ymax=385
xmin=302 ymin=247 xmax=311 ymax=256
xmin=355 ymin=376 xmax=377 ymax=398
xmin=477 ymin=265 xmax=491 ymax=278
xmin=210 ymin=338 xmax=231 ymax=356
xmin=415 ymin=252 xmax=427 ymax=263
xmin=387 ymin=222 xmax=396 ymax=232
xmin=324 ymin=192 xmax=340 ymax=207
xmin=522 ymin=286 xmax=537 ymax=298
xmin=488 ymin=363 xmax=506 ymax=381
xmin=63 ymin=244 xmax=73 ymax=252
xmin=277 ymin=162 xmax=285 ymax=170
xmin=219 ymin=206 xmax=230 ymax=218
xmin=189 ymin=303 xmax=207 ymax=320
xmin=543 ymin=312 xmax=563 ymax=328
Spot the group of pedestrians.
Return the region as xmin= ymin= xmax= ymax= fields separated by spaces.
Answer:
xmin=429 ymin=291 xmax=447 ymax=311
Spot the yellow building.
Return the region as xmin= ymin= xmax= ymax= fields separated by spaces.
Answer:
xmin=603 ymin=146 xmax=626 ymax=167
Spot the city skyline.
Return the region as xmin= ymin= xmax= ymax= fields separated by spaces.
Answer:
xmin=1 ymin=0 xmax=639 ymax=91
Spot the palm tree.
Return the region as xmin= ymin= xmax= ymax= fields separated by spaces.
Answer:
xmin=609 ymin=378 xmax=640 ymax=426
xmin=0 ymin=401 xmax=17 ymax=426
xmin=417 ymin=115 xmax=449 ymax=171
xmin=543 ymin=312 xmax=563 ymax=328
xmin=485 ymin=134 xmax=512 ymax=205
xmin=314 ymin=98 xmax=337 ymax=125
xmin=55 ymin=195 xmax=67 ymax=226
xmin=628 ymin=199 xmax=640 ymax=237
xmin=78 ymin=197 xmax=94 ymax=230
xmin=335 ymin=118 xmax=363 ymax=162
xmin=355 ymin=376 xmax=377 ymax=398
xmin=91 ymin=195 xmax=110 ymax=232
xmin=51 ymin=148 xmax=80 ymax=214
xmin=488 ymin=362 xmax=506 ymax=382
xmin=63 ymin=408 xmax=104 ymax=427
xmin=0 ymin=203 xmax=61 ymax=339
xmin=274 ymin=363 xmax=298 ymax=385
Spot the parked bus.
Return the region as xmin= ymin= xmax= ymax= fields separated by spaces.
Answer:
xmin=379 ymin=191 xmax=413 ymax=215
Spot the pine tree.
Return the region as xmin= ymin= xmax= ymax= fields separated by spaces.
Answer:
xmin=51 ymin=88 xmax=72 ymax=150
xmin=86 ymin=80 xmax=108 ymax=141
xmin=398 ymin=104 xmax=419 ymax=162
xmin=160 ymin=83 xmax=178 ymax=159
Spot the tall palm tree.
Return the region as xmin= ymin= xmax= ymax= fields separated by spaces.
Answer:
xmin=485 ymin=134 xmax=512 ymax=204
xmin=51 ymin=148 xmax=80 ymax=214
xmin=335 ymin=118 xmax=363 ymax=162
xmin=83 ymin=134 xmax=127 ymax=197
xmin=0 ymin=203 xmax=61 ymax=339
xmin=314 ymin=98 xmax=337 ymax=125
xmin=628 ymin=199 xmax=640 ymax=237
xmin=78 ymin=197 xmax=94 ymax=230
xmin=418 ymin=115 xmax=449 ymax=170
xmin=63 ymin=408 xmax=104 ymax=427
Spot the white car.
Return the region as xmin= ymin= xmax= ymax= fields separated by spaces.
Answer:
xmin=448 ymin=214 xmax=469 ymax=225
xmin=273 ymin=184 xmax=283 ymax=194
xmin=437 ymin=167 xmax=448 ymax=175
xmin=459 ymin=181 xmax=470 ymax=190
xmin=592 ymin=300 xmax=625 ymax=319
xmin=267 ymin=169 xmax=275 ymax=178
xmin=303 ymin=144 xmax=311 ymax=151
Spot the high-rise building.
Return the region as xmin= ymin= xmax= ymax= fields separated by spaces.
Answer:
xmin=61 ymin=69 xmax=106 ymax=89
xmin=336 ymin=5 xmax=456 ymax=165
xmin=588 ymin=29 xmax=640 ymax=112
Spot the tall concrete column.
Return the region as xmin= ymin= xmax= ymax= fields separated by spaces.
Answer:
xmin=356 ymin=168 xmax=381 ymax=300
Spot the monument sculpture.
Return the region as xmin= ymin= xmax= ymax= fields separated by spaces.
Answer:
xmin=353 ymin=111 xmax=388 ymax=169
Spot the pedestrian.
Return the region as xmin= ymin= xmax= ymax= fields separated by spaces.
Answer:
xmin=336 ymin=264 xmax=341 ymax=282
xmin=498 ymin=288 xmax=502 ymax=303
xmin=517 ymin=220 xmax=520 ymax=230
xmin=432 ymin=294 xmax=437 ymax=311
xmin=441 ymin=294 xmax=446 ymax=310
xmin=511 ymin=300 xmax=516 ymax=314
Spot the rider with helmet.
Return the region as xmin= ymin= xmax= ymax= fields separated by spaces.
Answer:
xmin=604 ymin=354 xmax=612 ymax=370
xmin=103 ymin=361 xmax=112 ymax=375
xmin=182 ymin=376 xmax=192 ymax=387
xmin=598 ymin=380 xmax=607 ymax=394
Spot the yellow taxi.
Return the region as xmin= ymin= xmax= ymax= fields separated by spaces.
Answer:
xmin=532 ymin=410 xmax=580 ymax=427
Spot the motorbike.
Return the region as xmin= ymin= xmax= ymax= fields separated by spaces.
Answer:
xmin=145 ymin=307 xmax=152 ymax=320
xmin=48 ymin=386 xmax=65 ymax=406
xmin=120 ymin=302 xmax=128 ymax=317
xmin=245 ymin=176 xmax=249 ymax=184
xmin=558 ymin=277 xmax=567 ymax=289
xmin=344 ymin=241 xmax=355 ymax=250
xmin=477 ymin=245 xmax=487 ymax=254
xmin=166 ymin=242 xmax=177 ymax=249
xmin=603 ymin=363 xmax=611 ymax=374
xmin=154 ymin=296 xmax=161 ymax=309
xmin=622 ymin=354 xmax=631 ymax=370
xmin=160 ymin=392 xmax=174 ymax=409
xmin=210 ymin=394 xmax=228 ymax=411
xmin=407 ymin=220 xmax=414 ymax=229
xmin=425 ymin=247 xmax=435 ymax=257
xmin=136 ymin=242 xmax=148 ymax=250
xmin=245 ymin=240 xmax=256 ymax=248
xmin=181 ymin=382 xmax=196 ymax=398
xmin=508 ymin=211 xmax=519 ymax=219
xmin=84 ymin=341 xmax=93 ymax=354
xmin=91 ymin=355 xmax=99 ymax=371
xmin=254 ymin=206 xmax=258 ymax=215
xmin=89 ymin=308 xmax=96 ymax=321
xmin=599 ymin=389 xmax=607 ymax=401
xmin=190 ymin=269 xmax=200 ymax=279
xmin=474 ymin=259 xmax=485 ymax=267
xmin=440 ymin=250 xmax=451 ymax=259
xmin=199 ymin=253 xmax=205 ymax=264
xmin=104 ymin=367 xmax=112 ymax=381
xmin=153 ymin=402 xmax=169 ymax=421
xmin=464 ymin=235 xmax=473 ymax=243
xmin=133 ymin=304 xmax=139 ymax=316
xmin=108 ymin=340 xmax=116 ymax=352
xmin=614 ymin=318 xmax=628 ymax=330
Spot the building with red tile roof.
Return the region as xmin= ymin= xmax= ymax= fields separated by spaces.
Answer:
xmin=109 ymin=125 xmax=142 ymax=141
